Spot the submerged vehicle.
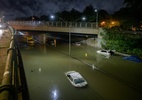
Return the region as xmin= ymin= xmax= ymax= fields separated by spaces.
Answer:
xmin=65 ymin=71 xmax=88 ymax=87
xmin=97 ymin=50 xmax=115 ymax=56
xmin=123 ymin=55 xmax=142 ymax=62
xmin=27 ymin=36 xmax=35 ymax=46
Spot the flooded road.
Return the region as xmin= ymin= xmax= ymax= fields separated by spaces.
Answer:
xmin=20 ymin=43 xmax=142 ymax=100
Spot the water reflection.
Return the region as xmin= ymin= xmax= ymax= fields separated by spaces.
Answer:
xmin=20 ymin=39 xmax=142 ymax=100
xmin=50 ymin=86 xmax=59 ymax=100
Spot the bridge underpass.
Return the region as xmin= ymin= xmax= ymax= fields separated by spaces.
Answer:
xmin=17 ymin=30 xmax=97 ymax=42
xmin=8 ymin=21 xmax=102 ymax=48
xmin=8 ymin=21 xmax=99 ymax=34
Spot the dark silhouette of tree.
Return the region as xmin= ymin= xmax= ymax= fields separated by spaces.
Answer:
xmin=83 ymin=5 xmax=94 ymax=16
xmin=70 ymin=9 xmax=81 ymax=21
xmin=113 ymin=0 xmax=142 ymax=29
xmin=124 ymin=0 xmax=142 ymax=27
xmin=124 ymin=0 xmax=142 ymax=8
xmin=40 ymin=15 xmax=49 ymax=21
xmin=13 ymin=4 xmax=109 ymax=23
xmin=98 ymin=10 xmax=110 ymax=21
xmin=82 ymin=5 xmax=95 ymax=21
xmin=113 ymin=8 xmax=135 ymax=30
xmin=56 ymin=10 xmax=71 ymax=21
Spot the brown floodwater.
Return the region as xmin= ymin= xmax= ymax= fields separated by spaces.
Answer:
xmin=20 ymin=43 xmax=142 ymax=100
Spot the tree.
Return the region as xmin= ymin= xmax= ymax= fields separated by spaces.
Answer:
xmin=70 ymin=9 xmax=81 ymax=21
xmin=82 ymin=5 xmax=95 ymax=21
xmin=83 ymin=5 xmax=94 ymax=16
xmin=123 ymin=0 xmax=142 ymax=27
xmin=40 ymin=15 xmax=48 ymax=21
xmin=100 ymin=27 xmax=142 ymax=56
xmin=124 ymin=0 xmax=142 ymax=8
xmin=113 ymin=7 xmax=136 ymax=30
xmin=112 ymin=0 xmax=142 ymax=29
xmin=56 ymin=11 xmax=71 ymax=21
xmin=98 ymin=9 xmax=110 ymax=21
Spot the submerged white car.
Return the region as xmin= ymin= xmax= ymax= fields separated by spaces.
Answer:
xmin=75 ymin=42 xmax=81 ymax=46
xmin=65 ymin=71 xmax=88 ymax=87
xmin=97 ymin=50 xmax=115 ymax=56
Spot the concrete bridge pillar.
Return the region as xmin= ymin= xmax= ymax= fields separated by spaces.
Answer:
xmin=96 ymin=28 xmax=104 ymax=48
xmin=38 ymin=34 xmax=47 ymax=44
xmin=43 ymin=34 xmax=46 ymax=44
xmin=80 ymin=28 xmax=104 ymax=48
xmin=54 ymin=38 xmax=56 ymax=47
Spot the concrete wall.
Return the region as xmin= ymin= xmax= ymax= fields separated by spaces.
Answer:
xmin=81 ymin=28 xmax=104 ymax=48
xmin=96 ymin=28 xmax=104 ymax=48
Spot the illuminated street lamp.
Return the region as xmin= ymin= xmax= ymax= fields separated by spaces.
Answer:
xmin=82 ymin=17 xmax=86 ymax=21
xmin=74 ymin=16 xmax=86 ymax=22
xmin=50 ymin=15 xmax=71 ymax=55
xmin=100 ymin=21 xmax=106 ymax=27
xmin=50 ymin=15 xmax=55 ymax=19
xmin=50 ymin=15 xmax=67 ymax=23
xmin=95 ymin=9 xmax=98 ymax=28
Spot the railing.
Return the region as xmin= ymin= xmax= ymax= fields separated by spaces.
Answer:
xmin=0 ymin=26 xmax=30 ymax=100
xmin=8 ymin=21 xmax=97 ymax=28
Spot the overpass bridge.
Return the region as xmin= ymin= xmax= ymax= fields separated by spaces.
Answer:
xmin=8 ymin=21 xmax=99 ymax=34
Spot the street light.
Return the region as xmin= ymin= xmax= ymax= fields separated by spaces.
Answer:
xmin=95 ymin=9 xmax=98 ymax=28
xmin=82 ymin=17 xmax=86 ymax=21
xmin=50 ymin=15 xmax=68 ymax=22
xmin=50 ymin=15 xmax=71 ymax=55
xmin=68 ymin=16 xmax=86 ymax=56
xmin=50 ymin=15 xmax=55 ymax=20
xmin=50 ymin=15 xmax=86 ymax=56
xmin=74 ymin=16 xmax=86 ymax=22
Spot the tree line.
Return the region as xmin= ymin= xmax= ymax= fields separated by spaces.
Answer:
xmin=100 ymin=0 xmax=142 ymax=56
xmin=14 ymin=0 xmax=142 ymax=30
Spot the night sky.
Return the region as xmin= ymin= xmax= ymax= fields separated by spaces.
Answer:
xmin=0 ymin=0 xmax=125 ymax=20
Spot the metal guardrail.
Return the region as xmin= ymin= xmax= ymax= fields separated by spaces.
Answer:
xmin=8 ymin=21 xmax=97 ymax=28
xmin=0 ymin=27 xmax=30 ymax=100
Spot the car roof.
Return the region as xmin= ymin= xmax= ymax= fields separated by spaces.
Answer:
xmin=69 ymin=72 xmax=82 ymax=79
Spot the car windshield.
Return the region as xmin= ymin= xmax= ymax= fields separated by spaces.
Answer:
xmin=74 ymin=78 xmax=85 ymax=84
xmin=101 ymin=50 xmax=107 ymax=52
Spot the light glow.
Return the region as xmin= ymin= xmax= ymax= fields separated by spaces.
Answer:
xmin=0 ymin=30 xmax=4 ymax=39
xmin=50 ymin=86 xmax=59 ymax=100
